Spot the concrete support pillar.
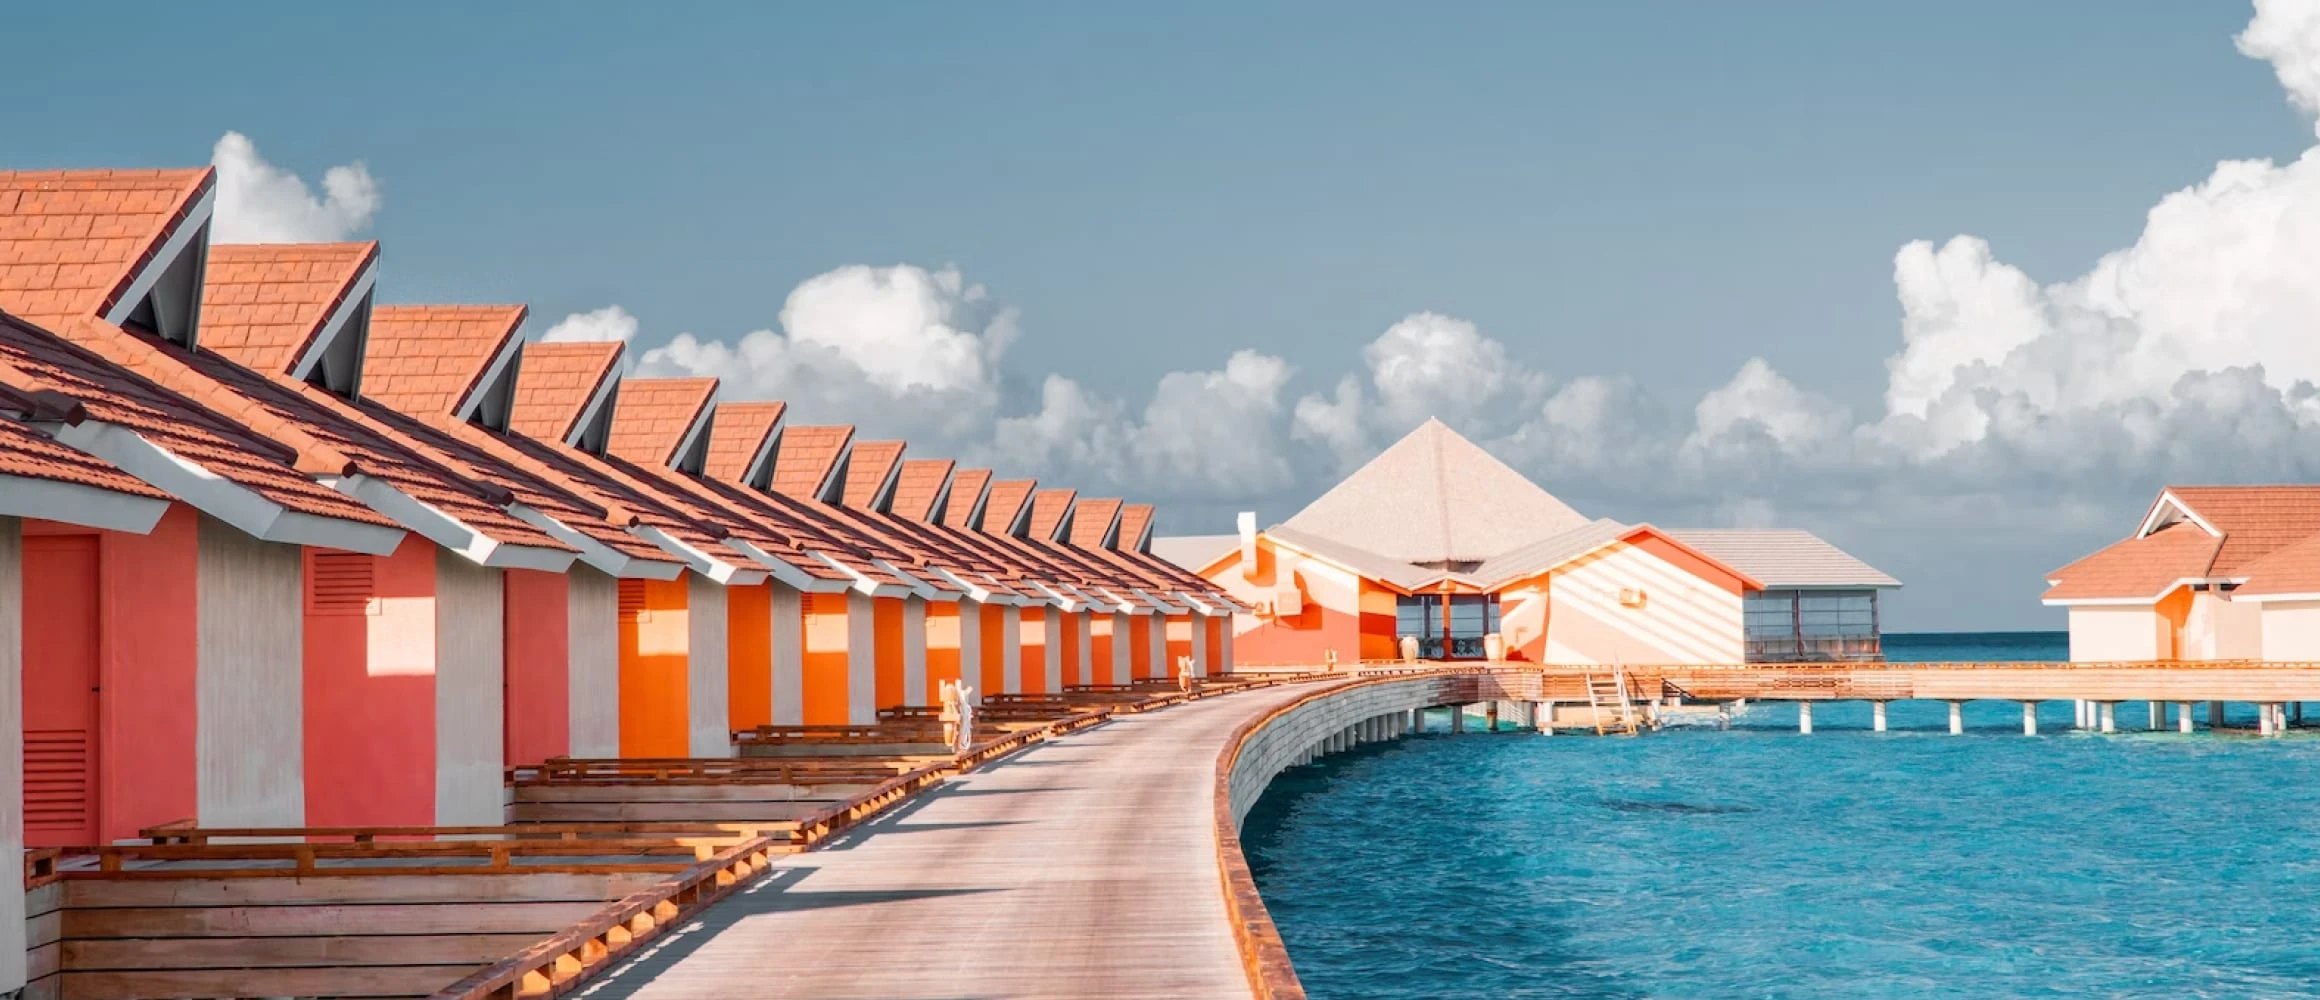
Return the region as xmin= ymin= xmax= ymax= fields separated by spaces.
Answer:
xmin=2260 ymin=705 xmax=2276 ymax=737
xmin=1451 ymin=705 xmax=1467 ymax=734
xmin=1798 ymin=701 xmax=1814 ymax=735
xmin=1485 ymin=702 xmax=1500 ymax=732
xmin=1948 ymin=701 xmax=1964 ymax=735
xmin=1871 ymin=701 xmax=1888 ymax=733
xmin=2179 ymin=702 xmax=2194 ymax=734
xmin=2210 ymin=701 xmax=2226 ymax=728
xmin=1407 ymin=708 xmax=1422 ymax=734
xmin=2149 ymin=701 xmax=2163 ymax=730
xmin=1533 ymin=701 xmax=1552 ymax=735
xmin=2099 ymin=701 xmax=2116 ymax=734
xmin=2023 ymin=701 xmax=2039 ymax=736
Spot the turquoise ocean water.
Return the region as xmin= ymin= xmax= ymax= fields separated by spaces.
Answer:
xmin=1243 ymin=632 xmax=2320 ymax=998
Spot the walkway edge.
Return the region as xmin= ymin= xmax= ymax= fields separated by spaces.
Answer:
xmin=1216 ymin=677 xmax=1390 ymax=1000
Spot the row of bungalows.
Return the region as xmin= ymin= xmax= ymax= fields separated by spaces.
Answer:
xmin=2045 ymin=486 xmax=2320 ymax=661
xmin=1155 ymin=419 xmax=1901 ymax=666
xmin=0 ymin=167 xmax=1241 ymax=993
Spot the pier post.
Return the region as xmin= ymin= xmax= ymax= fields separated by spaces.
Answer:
xmin=1949 ymin=701 xmax=1964 ymax=735
xmin=1872 ymin=701 xmax=1888 ymax=733
xmin=1535 ymin=701 xmax=1554 ymax=735
xmin=2179 ymin=702 xmax=2193 ymax=734
xmin=2297 ymin=703 xmax=2305 ymax=727
xmin=2149 ymin=701 xmax=2163 ymax=730
xmin=1718 ymin=702 xmax=1733 ymax=731
xmin=1486 ymin=702 xmax=1500 ymax=732
xmin=2260 ymin=705 xmax=2276 ymax=737
xmin=1410 ymin=708 xmax=1424 ymax=734
xmin=1451 ymin=706 xmax=1466 ymax=734
xmin=2022 ymin=701 xmax=2038 ymax=736
xmin=2099 ymin=702 xmax=2116 ymax=734
xmin=2210 ymin=701 xmax=2226 ymax=728
xmin=1798 ymin=701 xmax=1814 ymax=735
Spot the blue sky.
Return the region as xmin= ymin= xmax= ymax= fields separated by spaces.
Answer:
xmin=12 ymin=2 xmax=2320 ymax=629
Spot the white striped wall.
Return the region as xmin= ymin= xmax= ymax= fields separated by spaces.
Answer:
xmin=434 ymin=551 xmax=504 ymax=824
xmin=566 ymin=566 xmax=620 ymax=758
xmin=1543 ymin=540 xmax=1743 ymax=665
xmin=770 ymin=583 xmax=804 ymax=726
xmin=687 ymin=574 xmax=730 ymax=757
xmin=194 ymin=516 xmax=304 ymax=825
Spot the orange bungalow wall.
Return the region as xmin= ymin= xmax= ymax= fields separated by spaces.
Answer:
xmin=1203 ymin=615 xmax=1225 ymax=675
xmin=801 ymin=592 xmax=852 ymax=725
xmin=1523 ymin=532 xmax=1750 ymax=666
xmin=1197 ymin=537 xmax=1378 ymax=667
xmin=1127 ymin=615 xmax=1154 ymax=679
xmin=926 ymin=601 xmax=963 ymax=703
xmin=303 ymin=537 xmax=438 ymax=827
xmin=1055 ymin=609 xmax=1083 ymax=687
xmin=1018 ymin=609 xmax=1048 ymax=694
xmin=1164 ymin=614 xmax=1195 ymax=678
xmin=20 ymin=507 xmax=202 ymax=846
xmin=727 ymin=582 xmax=774 ymax=734
xmin=1090 ymin=613 xmax=1118 ymax=685
xmin=873 ymin=596 xmax=906 ymax=710
xmin=618 ymin=577 xmax=693 ymax=758
xmin=978 ymin=603 xmax=1008 ymax=696
xmin=502 ymin=569 xmax=571 ymax=767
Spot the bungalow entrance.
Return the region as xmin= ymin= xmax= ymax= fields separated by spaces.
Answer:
xmin=1395 ymin=593 xmax=1500 ymax=659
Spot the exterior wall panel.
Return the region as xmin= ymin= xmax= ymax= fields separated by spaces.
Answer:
xmin=195 ymin=516 xmax=304 ymax=826
xmin=1539 ymin=539 xmax=1744 ymax=665
xmin=902 ymin=597 xmax=929 ymax=706
xmin=2068 ymin=605 xmax=2167 ymax=662
xmin=0 ymin=518 xmax=22 ymax=992
xmin=770 ymin=583 xmax=804 ymax=726
xmin=686 ymin=574 xmax=730 ymax=758
xmin=502 ymin=568 xmax=570 ymax=768
xmin=727 ymin=581 xmax=773 ymax=734
xmin=618 ymin=577 xmax=692 ymax=758
xmin=435 ymin=551 xmax=505 ymax=825
xmin=304 ymin=538 xmax=436 ymax=827
xmin=801 ymin=592 xmax=851 ymax=726
xmin=2259 ymin=601 xmax=2320 ymax=661
xmin=566 ymin=566 xmax=620 ymax=758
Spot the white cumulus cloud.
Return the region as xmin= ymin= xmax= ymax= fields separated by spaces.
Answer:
xmin=539 ymin=305 xmax=639 ymax=344
xmin=209 ymin=132 xmax=381 ymax=244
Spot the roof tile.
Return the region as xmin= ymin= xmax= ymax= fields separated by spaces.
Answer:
xmin=510 ymin=341 xmax=622 ymax=442
xmin=703 ymin=401 xmax=785 ymax=483
xmin=841 ymin=440 xmax=905 ymax=509
xmin=199 ymin=243 xmax=375 ymax=374
xmin=0 ymin=169 xmax=214 ymax=329
xmin=889 ymin=459 xmax=954 ymax=522
xmin=606 ymin=377 xmax=717 ymax=468
xmin=363 ymin=305 xmax=525 ymax=417
xmin=770 ymin=425 xmax=852 ymax=499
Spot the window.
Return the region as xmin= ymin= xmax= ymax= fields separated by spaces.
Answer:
xmin=1745 ymin=589 xmax=1881 ymax=662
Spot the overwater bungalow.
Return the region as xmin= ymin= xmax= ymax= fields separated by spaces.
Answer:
xmin=2046 ymin=486 xmax=2320 ymax=661
xmin=1152 ymin=419 xmax=1899 ymax=667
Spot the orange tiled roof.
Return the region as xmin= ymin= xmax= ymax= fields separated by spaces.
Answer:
xmin=941 ymin=468 xmax=992 ymax=529
xmin=1116 ymin=503 xmax=1155 ymax=551
xmin=982 ymin=479 xmax=1037 ymax=536
xmin=0 ymin=312 xmax=392 ymax=528
xmin=510 ymin=341 xmax=622 ymax=442
xmin=2233 ymin=533 xmax=2320 ymax=598
xmin=2162 ymin=486 xmax=2320 ymax=576
xmin=1068 ymin=498 xmax=1122 ymax=548
xmin=0 ymin=169 xmax=214 ymax=329
xmin=606 ymin=377 xmax=717 ymax=468
xmin=2043 ymin=523 xmax=2221 ymax=602
xmin=199 ymin=243 xmax=376 ymax=375
xmin=1027 ymin=488 xmax=1076 ymax=541
xmin=363 ymin=305 xmax=525 ymax=417
xmin=703 ymin=402 xmax=785 ymax=484
xmin=889 ymin=459 xmax=954 ymax=522
xmin=771 ymin=425 xmax=852 ymax=499
xmin=841 ymin=440 xmax=905 ymax=508
xmin=0 ymin=383 xmax=163 ymax=499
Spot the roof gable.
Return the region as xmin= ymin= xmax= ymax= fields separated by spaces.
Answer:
xmin=982 ymin=479 xmax=1037 ymax=536
xmin=1665 ymin=529 xmax=1899 ymax=590
xmin=606 ymin=377 xmax=718 ymax=470
xmin=0 ymin=168 xmax=216 ymax=353
xmin=2044 ymin=521 xmax=2222 ymax=604
xmin=1281 ymin=417 xmax=1588 ymax=564
xmin=1116 ymin=503 xmax=1155 ymax=552
xmin=1068 ymin=498 xmax=1122 ymax=549
xmin=890 ymin=459 xmax=955 ymax=522
xmin=1027 ymin=488 xmax=1076 ymax=541
xmin=702 ymin=401 xmax=786 ymax=487
xmin=841 ymin=441 xmax=905 ymax=509
xmin=510 ymin=341 xmax=623 ymax=446
xmin=2151 ymin=485 xmax=2320 ymax=576
xmin=363 ymin=305 xmax=526 ymax=420
xmin=941 ymin=468 xmax=992 ymax=529
xmin=770 ymin=425 xmax=853 ymax=502
xmin=199 ymin=242 xmax=377 ymax=395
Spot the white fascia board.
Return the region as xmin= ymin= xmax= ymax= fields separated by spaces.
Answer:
xmin=506 ymin=503 xmax=682 ymax=580
xmin=288 ymin=261 xmax=378 ymax=382
xmin=873 ymin=559 xmax=954 ymax=601
xmin=51 ymin=419 xmax=402 ymax=554
xmin=926 ymin=565 xmax=998 ymax=603
xmin=725 ymin=538 xmax=849 ymax=593
xmin=454 ymin=333 xmax=525 ymax=424
xmin=2137 ymin=490 xmax=2222 ymax=539
xmin=1028 ymin=581 xmax=1083 ymax=611
xmin=810 ymin=551 xmax=914 ymax=598
xmin=101 ymin=185 xmax=215 ymax=329
xmin=1058 ymin=583 xmax=1116 ymax=613
xmin=329 ymin=474 xmax=575 ymax=572
xmin=1131 ymin=588 xmax=1184 ymax=615
xmin=1172 ymin=590 xmax=1222 ymax=614
xmin=2232 ymin=590 xmax=2320 ymax=604
xmin=565 ymin=371 xmax=622 ymax=448
xmin=631 ymin=523 xmax=765 ymax=585
xmin=0 ymin=473 xmax=168 ymax=534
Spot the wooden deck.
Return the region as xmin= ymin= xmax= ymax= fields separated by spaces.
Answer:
xmin=576 ymin=681 xmax=1318 ymax=999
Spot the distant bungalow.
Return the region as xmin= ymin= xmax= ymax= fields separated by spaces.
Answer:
xmin=1153 ymin=419 xmax=1897 ymax=667
xmin=2045 ymin=486 xmax=2320 ymax=661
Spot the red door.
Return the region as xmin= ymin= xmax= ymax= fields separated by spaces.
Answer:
xmin=24 ymin=535 xmax=100 ymax=846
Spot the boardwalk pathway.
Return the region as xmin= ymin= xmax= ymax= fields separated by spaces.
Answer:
xmin=576 ymin=682 xmax=1317 ymax=1000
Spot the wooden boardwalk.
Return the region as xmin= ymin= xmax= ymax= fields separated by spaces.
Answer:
xmin=574 ymin=682 xmax=1315 ymax=1000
